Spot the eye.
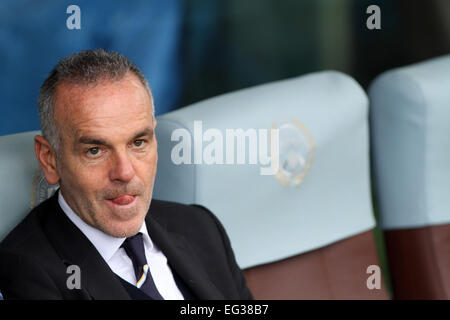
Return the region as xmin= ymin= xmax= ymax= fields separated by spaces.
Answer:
xmin=133 ymin=139 xmax=146 ymax=148
xmin=86 ymin=147 xmax=102 ymax=158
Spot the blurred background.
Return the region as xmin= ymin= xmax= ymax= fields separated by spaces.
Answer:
xmin=1 ymin=0 xmax=450 ymax=298
xmin=1 ymin=0 xmax=449 ymax=136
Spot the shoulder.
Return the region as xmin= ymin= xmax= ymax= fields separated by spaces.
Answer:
xmin=0 ymin=198 xmax=66 ymax=299
xmin=0 ymin=196 xmax=59 ymax=266
xmin=0 ymin=203 xmax=46 ymax=252
xmin=149 ymin=199 xmax=223 ymax=230
xmin=149 ymin=200 xmax=253 ymax=300
xmin=148 ymin=199 xmax=230 ymax=250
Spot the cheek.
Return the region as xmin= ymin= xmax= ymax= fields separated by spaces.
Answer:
xmin=138 ymin=151 xmax=158 ymax=183
xmin=59 ymin=156 xmax=105 ymax=196
xmin=149 ymin=149 xmax=158 ymax=175
xmin=78 ymin=170 xmax=103 ymax=193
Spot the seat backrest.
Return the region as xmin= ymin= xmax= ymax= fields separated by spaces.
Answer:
xmin=369 ymin=55 xmax=450 ymax=299
xmin=154 ymin=71 xmax=385 ymax=298
xmin=0 ymin=131 xmax=59 ymax=242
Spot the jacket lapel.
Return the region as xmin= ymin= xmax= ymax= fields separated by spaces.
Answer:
xmin=41 ymin=194 xmax=130 ymax=300
xmin=146 ymin=214 xmax=224 ymax=300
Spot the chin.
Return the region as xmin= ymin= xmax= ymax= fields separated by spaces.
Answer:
xmin=97 ymin=211 xmax=145 ymax=238
xmin=104 ymin=223 xmax=143 ymax=238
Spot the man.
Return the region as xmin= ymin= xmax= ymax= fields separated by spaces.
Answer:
xmin=0 ymin=49 xmax=253 ymax=300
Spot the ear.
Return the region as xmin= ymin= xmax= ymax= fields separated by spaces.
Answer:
xmin=34 ymin=135 xmax=60 ymax=185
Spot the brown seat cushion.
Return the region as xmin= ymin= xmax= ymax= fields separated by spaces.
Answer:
xmin=385 ymin=224 xmax=450 ymax=299
xmin=244 ymin=230 xmax=389 ymax=299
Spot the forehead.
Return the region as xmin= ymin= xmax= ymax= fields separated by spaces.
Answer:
xmin=54 ymin=73 xmax=153 ymax=140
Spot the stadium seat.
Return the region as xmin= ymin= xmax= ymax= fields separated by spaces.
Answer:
xmin=369 ymin=55 xmax=450 ymax=299
xmin=0 ymin=131 xmax=59 ymax=242
xmin=154 ymin=71 xmax=389 ymax=299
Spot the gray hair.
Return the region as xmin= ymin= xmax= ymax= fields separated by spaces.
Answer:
xmin=38 ymin=49 xmax=153 ymax=155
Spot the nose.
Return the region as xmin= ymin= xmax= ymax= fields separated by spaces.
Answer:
xmin=109 ymin=150 xmax=136 ymax=183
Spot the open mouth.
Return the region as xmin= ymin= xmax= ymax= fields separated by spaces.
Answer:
xmin=106 ymin=194 xmax=137 ymax=207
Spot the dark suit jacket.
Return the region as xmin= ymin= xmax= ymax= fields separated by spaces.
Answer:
xmin=0 ymin=193 xmax=253 ymax=300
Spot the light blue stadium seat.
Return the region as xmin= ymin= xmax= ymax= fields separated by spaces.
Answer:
xmin=370 ymin=55 xmax=450 ymax=229
xmin=0 ymin=131 xmax=59 ymax=242
xmin=369 ymin=55 xmax=450 ymax=299
xmin=154 ymin=71 xmax=387 ymax=299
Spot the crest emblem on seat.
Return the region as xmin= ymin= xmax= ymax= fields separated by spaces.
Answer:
xmin=273 ymin=118 xmax=315 ymax=186
xmin=30 ymin=168 xmax=59 ymax=208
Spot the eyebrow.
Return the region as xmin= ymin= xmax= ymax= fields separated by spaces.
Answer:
xmin=132 ymin=128 xmax=154 ymax=141
xmin=77 ymin=127 xmax=154 ymax=146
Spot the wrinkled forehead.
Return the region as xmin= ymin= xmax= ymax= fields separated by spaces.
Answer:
xmin=53 ymin=74 xmax=154 ymax=138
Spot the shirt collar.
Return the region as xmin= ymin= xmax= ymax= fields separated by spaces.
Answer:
xmin=58 ymin=190 xmax=154 ymax=263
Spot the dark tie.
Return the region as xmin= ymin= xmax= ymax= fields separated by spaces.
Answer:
xmin=121 ymin=232 xmax=164 ymax=300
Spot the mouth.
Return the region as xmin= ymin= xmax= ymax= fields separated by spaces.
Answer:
xmin=105 ymin=194 xmax=137 ymax=208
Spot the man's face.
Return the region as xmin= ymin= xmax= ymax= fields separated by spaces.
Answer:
xmin=53 ymin=73 xmax=157 ymax=238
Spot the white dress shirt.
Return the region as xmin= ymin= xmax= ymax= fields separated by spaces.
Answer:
xmin=58 ymin=191 xmax=184 ymax=300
